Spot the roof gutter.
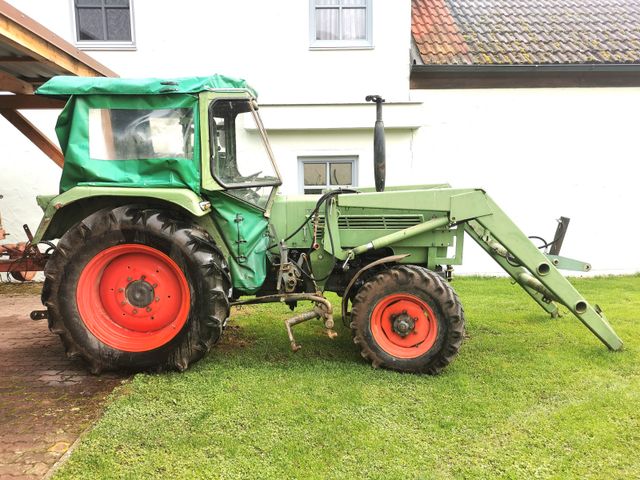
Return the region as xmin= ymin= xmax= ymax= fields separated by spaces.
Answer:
xmin=411 ymin=63 xmax=640 ymax=89
xmin=412 ymin=64 xmax=640 ymax=73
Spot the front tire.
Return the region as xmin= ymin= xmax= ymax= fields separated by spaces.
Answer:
xmin=42 ymin=205 xmax=231 ymax=373
xmin=350 ymin=265 xmax=465 ymax=374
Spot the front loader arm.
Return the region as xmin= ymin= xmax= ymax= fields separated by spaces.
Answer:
xmin=338 ymin=188 xmax=623 ymax=351
xmin=464 ymin=195 xmax=623 ymax=351
xmin=464 ymin=222 xmax=560 ymax=319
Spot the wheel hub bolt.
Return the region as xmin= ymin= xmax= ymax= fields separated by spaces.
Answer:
xmin=125 ymin=279 xmax=155 ymax=308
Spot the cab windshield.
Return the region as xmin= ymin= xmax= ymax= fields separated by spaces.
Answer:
xmin=209 ymin=99 xmax=281 ymax=208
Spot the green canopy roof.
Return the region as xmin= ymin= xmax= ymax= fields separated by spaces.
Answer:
xmin=36 ymin=74 xmax=257 ymax=98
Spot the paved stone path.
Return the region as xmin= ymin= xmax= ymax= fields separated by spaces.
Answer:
xmin=0 ymin=293 xmax=127 ymax=479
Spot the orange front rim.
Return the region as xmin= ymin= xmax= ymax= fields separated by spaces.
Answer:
xmin=76 ymin=244 xmax=190 ymax=352
xmin=370 ymin=293 xmax=438 ymax=359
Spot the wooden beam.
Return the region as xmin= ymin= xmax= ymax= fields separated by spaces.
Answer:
xmin=0 ymin=94 xmax=64 ymax=109
xmin=0 ymin=109 xmax=63 ymax=167
xmin=18 ymin=77 xmax=46 ymax=86
xmin=0 ymin=69 xmax=32 ymax=93
xmin=0 ymin=1 xmax=117 ymax=78
xmin=0 ymin=55 xmax=33 ymax=62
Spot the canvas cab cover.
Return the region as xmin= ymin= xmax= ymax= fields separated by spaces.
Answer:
xmin=36 ymin=75 xmax=256 ymax=193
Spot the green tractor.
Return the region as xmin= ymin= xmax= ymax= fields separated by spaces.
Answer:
xmin=27 ymin=75 xmax=622 ymax=374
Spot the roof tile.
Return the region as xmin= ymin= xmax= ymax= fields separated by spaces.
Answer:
xmin=412 ymin=0 xmax=640 ymax=65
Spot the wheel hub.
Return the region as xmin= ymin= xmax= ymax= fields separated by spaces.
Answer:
xmin=76 ymin=244 xmax=190 ymax=352
xmin=125 ymin=279 xmax=155 ymax=308
xmin=369 ymin=294 xmax=439 ymax=359
xmin=391 ymin=310 xmax=416 ymax=337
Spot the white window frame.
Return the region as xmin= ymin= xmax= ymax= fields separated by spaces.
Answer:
xmin=298 ymin=156 xmax=358 ymax=194
xmin=70 ymin=0 xmax=136 ymax=51
xmin=309 ymin=0 xmax=373 ymax=50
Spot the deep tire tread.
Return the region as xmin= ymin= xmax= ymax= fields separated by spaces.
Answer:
xmin=42 ymin=205 xmax=231 ymax=373
xmin=350 ymin=265 xmax=465 ymax=375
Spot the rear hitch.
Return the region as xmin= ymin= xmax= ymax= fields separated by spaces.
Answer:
xmin=282 ymin=296 xmax=336 ymax=351
xmin=284 ymin=305 xmax=331 ymax=352
xmin=232 ymin=292 xmax=336 ymax=352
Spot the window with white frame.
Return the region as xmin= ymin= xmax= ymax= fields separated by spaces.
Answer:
xmin=299 ymin=156 xmax=357 ymax=194
xmin=73 ymin=0 xmax=135 ymax=49
xmin=310 ymin=0 xmax=372 ymax=49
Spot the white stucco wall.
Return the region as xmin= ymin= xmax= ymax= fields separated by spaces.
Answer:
xmin=410 ymin=87 xmax=640 ymax=275
xmin=1 ymin=0 xmax=638 ymax=277
xmin=0 ymin=110 xmax=60 ymax=245
xmin=7 ymin=0 xmax=412 ymax=104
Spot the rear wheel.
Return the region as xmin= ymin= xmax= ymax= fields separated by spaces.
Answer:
xmin=42 ymin=205 xmax=231 ymax=373
xmin=350 ymin=265 xmax=464 ymax=374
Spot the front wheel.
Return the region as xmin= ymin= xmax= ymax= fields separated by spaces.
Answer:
xmin=42 ymin=206 xmax=231 ymax=373
xmin=350 ymin=265 xmax=465 ymax=374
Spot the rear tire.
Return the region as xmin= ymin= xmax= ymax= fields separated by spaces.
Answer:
xmin=350 ymin=265 xmax=464 ymax=374
xmin=42 ymin=205 xmax=231 ymax=373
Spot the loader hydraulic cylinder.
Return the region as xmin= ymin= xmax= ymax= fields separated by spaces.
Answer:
xmin=351 ymin=216 xmax=450 ymax=256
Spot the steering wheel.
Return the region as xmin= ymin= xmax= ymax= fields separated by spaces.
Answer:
xmin=243 ymin=171 xmax=263 ymax=182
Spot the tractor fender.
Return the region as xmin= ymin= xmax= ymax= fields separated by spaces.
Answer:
xmin=341 ymin=253 xmax=410 ymax=323
xmin=33 ymin=186 xmax=211 ymax=243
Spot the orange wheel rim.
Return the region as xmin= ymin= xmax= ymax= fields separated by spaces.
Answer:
xmin=76 ymin=244 xmax=190 ymax=352
xmin=370 ymin=293 xmax=438 ymax=359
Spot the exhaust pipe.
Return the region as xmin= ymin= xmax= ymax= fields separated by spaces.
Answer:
xmin=366 ymin=95 xmax=386 ymax=192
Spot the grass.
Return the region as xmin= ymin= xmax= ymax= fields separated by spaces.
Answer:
xmin=51 ymin=275 xmax=640 ymax=479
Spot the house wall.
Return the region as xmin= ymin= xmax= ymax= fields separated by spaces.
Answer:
xmin=7 ymin=0 xmax=412 ymax=104
xmin=410 ymin=87 xmax=640 ymax=275
xmin=1 ymin=0 xmax=638 ymax=277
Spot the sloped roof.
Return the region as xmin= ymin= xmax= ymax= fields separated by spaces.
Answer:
xmin=412 ymin=0 xmax=640 ymax=65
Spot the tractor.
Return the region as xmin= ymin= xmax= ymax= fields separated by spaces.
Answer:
xmin=11 ymin=74 xmax=621 ymax=374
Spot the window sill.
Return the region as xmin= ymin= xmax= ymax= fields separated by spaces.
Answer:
xmin=75 ymin=41 xmax=137 ymax=51
xmin=309 ymin=45 xmax=374 ymax=51
xmin=309 ymin=40 xmax=373 ymax=51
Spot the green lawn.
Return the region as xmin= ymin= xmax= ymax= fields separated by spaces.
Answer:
xmin=54 ymin=276 xmax=640 ymax=479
